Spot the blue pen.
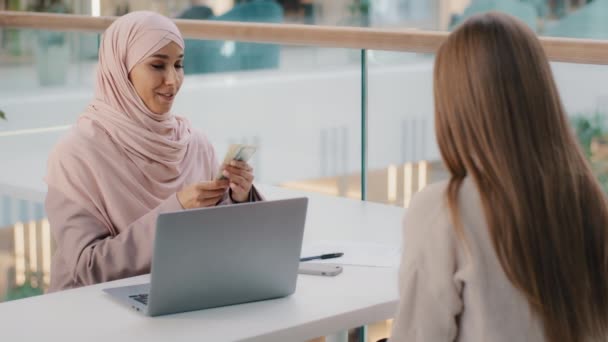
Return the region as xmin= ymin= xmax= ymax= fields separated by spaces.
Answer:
xmin=300 ymin=252 xmax=344 ymax=262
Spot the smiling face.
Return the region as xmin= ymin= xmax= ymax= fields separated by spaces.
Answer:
xmin=128 ymin=42 xmax=184 ymax=114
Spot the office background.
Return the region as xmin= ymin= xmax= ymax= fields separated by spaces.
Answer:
xmin=0 ymin=1 xmax=606 ymax=335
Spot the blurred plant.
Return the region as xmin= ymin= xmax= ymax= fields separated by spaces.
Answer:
xmin=29 ymin=0 xmax=71 ymax=46
xmin=348 ymin=0 xmax=370 ymax=16
xmin=4 ymin=271 xmax=45 ymax=302
xmin=572 ymin=111 xmax=605 ymax=158
xmin=28 ymin=0 xmax=71 ymax=13
xmin=0 ymin=109 xmax=5 ymax=120
xmin=345 ymin=0 xmax=370 ymax=27
xmin=572 ymin=110 xmax=608 ymax=192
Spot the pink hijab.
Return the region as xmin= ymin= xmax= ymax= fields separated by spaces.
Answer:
xmin=46 ymin=11 xmax=215 ymax=234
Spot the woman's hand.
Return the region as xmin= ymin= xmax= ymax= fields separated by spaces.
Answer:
xmin=177 ymin=180 xmax=230 ymax=209
xmin=222 ymin=160 xmax=254 ymax=202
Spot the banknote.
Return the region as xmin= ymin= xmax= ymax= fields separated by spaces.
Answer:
xmin=216 ymin=144 xmax=257 ymax=180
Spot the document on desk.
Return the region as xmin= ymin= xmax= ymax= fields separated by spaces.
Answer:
xmin=300 ymin=240 xmax=401 ymax=268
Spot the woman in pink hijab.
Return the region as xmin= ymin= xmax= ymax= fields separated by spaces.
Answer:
xmin=45 ymin=11 xmax=262 ymax=292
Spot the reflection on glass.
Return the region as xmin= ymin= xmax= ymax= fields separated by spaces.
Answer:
xmin=28 ymin=221 xmax=38 ymax=279
xmin=403 ymin=162 xmax=413 ymax=208
xmin=280 ymin=159 xmax=438 ymax=208
xmin=387 ymin=164 xmax=397 ymax=203
xmin=42 ymin=219 xmax=52 ymax=286
xmin=1 ymin=210 xmax=52 ymax=301
xmin=418 ymin=160 xmax=428 ymax=191
xmin=573 ymin=111 xmax=608 ymax=192
xmin=13 ymin=222 xmax=25 ymax=286
xmin=1 ymin=39 xmax=364 ymax=302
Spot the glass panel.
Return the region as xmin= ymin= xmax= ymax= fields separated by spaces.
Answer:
xmin=0 ymin=27 xmax=99 ymax=131
xmin=367 ymin=50 xmax=608 ymax=206
xmin=554 ymin=62 xmax=608 ymax=191
xmin=179 ymin=44 xmax=362 ymax=199
xmin=0 ymin=28 xmax=363 ymax=301
xmin=366 ymin=50 xmax=437 ymax=207
xmin=0 ymin=27 xmax=97 ymax=302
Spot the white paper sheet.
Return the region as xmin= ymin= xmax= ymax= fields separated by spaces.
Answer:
xmin=300 ymin=240 xmax=402 ymax=268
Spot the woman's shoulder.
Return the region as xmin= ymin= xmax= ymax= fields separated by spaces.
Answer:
xmin=405 ymin=178 xmax=480 ymax=239
xmin=409 ymin=178 xmax=478 ymax=212
xmin=402 ymin=181 xmax=448 ymax=238
xmin=410 ymin=180 xmax=449 ymax=208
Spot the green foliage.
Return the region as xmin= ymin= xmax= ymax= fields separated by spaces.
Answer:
xmin=597 ymin=173 xmax=608 ymax=194
xmin=28 ymin=0 xmax=71 ymax=13
xmin=348 ymin=0 xmax=370 ymax=16
xmin=572 ymin=111 xmax=608 ymax=192
xmin=4 ymin=272 xmax=44 ymax=302
xmin=572 ymin=111 xmax=606 ymax=158
xmin=29 ymin=1 xmax=71 ymax=46
xmin=0 ymin=109 xmax=5 ymax=120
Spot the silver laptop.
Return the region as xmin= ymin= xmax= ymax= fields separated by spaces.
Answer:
xmin=104 ymin=197 xmax=308 ymax=316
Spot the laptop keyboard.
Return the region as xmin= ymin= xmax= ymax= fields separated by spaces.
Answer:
xmin=129 ymin=293 xmax=149 ymax=306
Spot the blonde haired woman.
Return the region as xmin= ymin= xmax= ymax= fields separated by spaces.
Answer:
xmin=390 ymin=12 xmax=608 ymax=342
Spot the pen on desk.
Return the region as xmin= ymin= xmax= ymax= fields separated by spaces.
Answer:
xmin=300 ymin=252 xmax=344 ymax=262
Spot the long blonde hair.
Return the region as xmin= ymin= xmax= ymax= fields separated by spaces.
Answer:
xmin=434 ymin=12 xmax=608 ymax=342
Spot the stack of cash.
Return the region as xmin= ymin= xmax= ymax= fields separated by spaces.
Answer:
xmin=216 ymin=144 xmax=257 ymax=180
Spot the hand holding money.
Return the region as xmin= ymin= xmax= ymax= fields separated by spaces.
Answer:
xmin=177 ymin=180 xmax=230 ymax=209
xmin=217 ymin=144 xmax=256 ymax=202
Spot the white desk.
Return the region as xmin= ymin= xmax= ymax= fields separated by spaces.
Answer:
xmin=0 ymin=185 xmax=404 ymax=342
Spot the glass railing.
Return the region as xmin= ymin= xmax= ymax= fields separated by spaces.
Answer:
xmin=0 ymin=31 xmax=82 ymax=301
xmin=365 ymin=50 xmax=608 ymax=210
xmin=366 ymin=50 xmax=435 ymax=207
xmin=0 ymin=29 xmax=365 ymax=304
xmin=0 ymin=22 xmax=101 ymax=306
xmin=0 ymin=25 xmax=74 ymax=299
xmin=555 ymin=61 xmax=608 ymax=193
